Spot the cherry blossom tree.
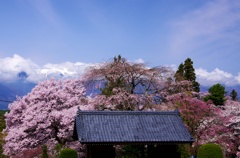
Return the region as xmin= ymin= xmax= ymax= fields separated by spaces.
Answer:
xmin=219 ymin=100 xmax=240 ymax=157
xmin=165 ymin=93 xmax=212 ymax=151
xmin=84 ymin=55 xmax=174 ymax=110
xmin=165 ymin=93 xmax=238 ymax=157
xmin=3 ymin=79 xmax=93 ymax=157
xmin=197 ymin=108 xmax=237 ymax=157
xmin=89 ymin=87 xmax=156 ymax=111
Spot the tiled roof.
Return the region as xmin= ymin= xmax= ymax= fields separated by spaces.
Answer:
xmin=73 ymin=110 xmax=194 ymax=144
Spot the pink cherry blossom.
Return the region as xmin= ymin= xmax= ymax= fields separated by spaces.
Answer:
xmin=3 ymin=78 xmax=93 ymax=157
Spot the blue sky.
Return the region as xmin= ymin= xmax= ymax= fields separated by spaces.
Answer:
xmin=0 ymin=0 xmax=240 ymax=86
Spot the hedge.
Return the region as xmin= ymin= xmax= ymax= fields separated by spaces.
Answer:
xmin=198 ymin=143 xmax=223 ymax=158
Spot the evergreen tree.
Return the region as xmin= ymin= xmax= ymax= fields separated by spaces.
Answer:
xmin=174 ymin=63 xmax=184 ymax=81
xmin=230 ymin=89 xmax=238 ymax=101
xmin=204 ymin=83 xmax=226 ymax=106
xmin=175 ymin=58 xmax=200 ymax=92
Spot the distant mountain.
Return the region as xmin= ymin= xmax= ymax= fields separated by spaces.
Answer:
xmin=224 ymin=85 xmax=240 ymax=96
xmin=200 ymin=85 xmax=240 ymax=96
xmin=0 ymin=83 xmax=16 ymax=102
xmin=1 ymin=79 xmax=240 ymax=110
xmin=0 ymin=80 xmax=36 ymax=110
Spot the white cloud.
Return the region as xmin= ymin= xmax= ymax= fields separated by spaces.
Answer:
xmin=235 ymin=74 xmax=240 ymax=83
xmin=196 ymin=68 xmax=238 ymax=86
xmin=0 ymin=54 xmax=93 ymax=83
xmin=169 ymin=0 xmax=240 ymax=56
xmin=134 ymin=58 xmax=145 ymax=64
xmin=1 ymin=54 xmax=240 ymax=86
xmin=0 ymin=54 xmax=40 ymax=82
xmin=40 ymin=62 xmax=93 ymax=80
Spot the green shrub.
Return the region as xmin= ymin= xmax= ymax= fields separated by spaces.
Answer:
xmin=59 ymin=148 xmax=77 ymax=158
xmin=0 ymin=110 xmax=9 ymax=158
xmin=54 ymin=143 xmax=64 ymax=158
xmin=177 ymin=144 xmax=191 ymax=158
xmin=198 ymin=143 xmax=223 ymax=158
xmin=41 ymin=145 xmax=48 ymax=158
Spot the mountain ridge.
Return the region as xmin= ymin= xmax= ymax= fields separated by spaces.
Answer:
xmin=1 ymin=81 xmax=240 ymax=110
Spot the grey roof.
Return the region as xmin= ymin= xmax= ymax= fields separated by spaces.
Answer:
xmin=73 ymin=110 xmax=194 ymax=144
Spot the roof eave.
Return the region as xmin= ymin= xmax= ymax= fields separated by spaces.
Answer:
xmin=79 ymin=140 xmax=194 ymax=145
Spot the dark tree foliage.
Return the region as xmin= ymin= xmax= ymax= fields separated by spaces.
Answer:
xmin=41 ymin=145 xmax=48 ymax=158
xmin=174 ymin=63 xmax=184 ymax=81
xmin=100 ymin=55 xmax=128 ymax=96
xmin=175 ymin=58 xmax=200 ymax=92
xmin=59 ymin=148 xmax=77 ymax=158
xmin=230 ymin=89 xmax=238 ymax=101
xmin=122 ymin=145 xmax=145 ymax=158
xmin=204 ymin=83 xmax=226 ymax=106
xmin=0 ymin=110 xmax=8 ymax=158
xmin=0 ymin=111 xmax=8 ymax=131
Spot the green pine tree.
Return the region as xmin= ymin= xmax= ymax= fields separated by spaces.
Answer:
xmin=175 ymin=58 xmax=200 ymax=92
xmin=230 ymin=89 xmax=238 ymax=101
xmin=204 ymin=83 xmax=226 ymax=106
xmin=174 ymin=63 xmax=184 ymax=82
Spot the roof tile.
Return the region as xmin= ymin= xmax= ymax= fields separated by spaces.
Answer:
xmin=73 ymin=110 xmax=194 ymax=144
